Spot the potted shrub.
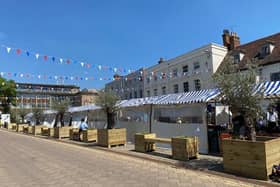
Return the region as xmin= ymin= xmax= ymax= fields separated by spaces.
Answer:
xmin=96 ymin=91 xmax=126 ymax=148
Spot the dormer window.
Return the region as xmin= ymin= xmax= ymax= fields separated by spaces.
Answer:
xmin=233 ymin=52 xmax=244 ymax=63
xmin=260 ymin=43 xmax=274 ymax=57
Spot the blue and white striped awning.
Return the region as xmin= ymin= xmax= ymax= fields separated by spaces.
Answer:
xmin=67 ymin=104 xmax=101 ymax=113
xmin=253 ymin=81 xmax=280 ymax=98
xmin=117 ymin=88 xmax=220 ymax=107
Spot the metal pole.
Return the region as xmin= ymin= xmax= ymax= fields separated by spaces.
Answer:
xmin=149 ymin=104 xmax=153 ymax=133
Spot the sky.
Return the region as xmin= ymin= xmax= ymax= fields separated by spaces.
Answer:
xmin=0 ymin=0 xmax=279 ymax=89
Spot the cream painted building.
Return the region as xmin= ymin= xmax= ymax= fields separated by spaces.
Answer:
xmin=144 ymin=43 xmax=227 ymax=97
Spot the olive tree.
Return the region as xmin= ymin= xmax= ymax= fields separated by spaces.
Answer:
xmin=213 ymin=57 xmax=264 ymax=141
xmin=95 ymin=91 xmax=119 ymax=129
xmin=51 ymin=98 xmax=71 ymax=127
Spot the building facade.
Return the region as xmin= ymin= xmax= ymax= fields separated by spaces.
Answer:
xmin=105 ymin=68 xmax=144 ymax=100
xmin=144 ymin=43 xmax=228 ymax=97
xmin=220 ymin=30 xmax=280 ymax=82
xmin=16 ymin=83 xmax=99 ymax=109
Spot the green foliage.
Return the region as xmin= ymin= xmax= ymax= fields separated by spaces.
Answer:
xmin=213 ymin=57 xmax=263 ymax=119
xmin=95 ymin=91 xmax=119 ymax=114
xmin=0 ymin=77 xmax=16 ymax=113
xmin=51 ymin=98 xmax=71 ymax=127
xmin=95 ymin=91 xmax=120 ymax=129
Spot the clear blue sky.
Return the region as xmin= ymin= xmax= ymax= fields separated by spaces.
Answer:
xmin=0 ymin=0 xmax=279 ymax=89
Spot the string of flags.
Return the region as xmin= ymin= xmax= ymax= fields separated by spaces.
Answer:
xmin=0 ymin=44 xmax=135 ymax=73
xmin=0 ymin=71 xmax=114 ymax=81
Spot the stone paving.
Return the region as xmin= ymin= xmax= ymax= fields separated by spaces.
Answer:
xmin=0 ymin=129 xmax=269 ymax=186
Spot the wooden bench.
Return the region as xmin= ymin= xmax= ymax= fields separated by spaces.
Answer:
xmin=135 ymin=133 xmax=198 ymax=161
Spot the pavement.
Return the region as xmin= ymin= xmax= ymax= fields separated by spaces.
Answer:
xmin=0 ymin=129 xmax=278 ymax=187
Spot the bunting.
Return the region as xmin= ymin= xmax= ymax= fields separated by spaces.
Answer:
xmin=0 ymin=44 xmax=135 ymax=73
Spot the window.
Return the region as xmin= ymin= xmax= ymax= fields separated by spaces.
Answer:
xmin=129 ymin=92 xmax=132 ymax=99
xmin=146 ymin=90 xmax=150 ymax=97
xmin=194 ymin=79 xmax=201 ymax=91
xmin=182 ymin=65 xmax=188 ymax=74
xmin=153 ymin=89 xmax=158 ymax=96
xmin=233 ymin=54 xmax=240 ymax=63
xmin=146 ymin=77 xmax=150 ymax=84
xmin=154 ymin=75 xmax=158 ymax=81
xmin=183 ymin=82 xmax=189 ymax=92
xmin=139 ymin=89 xmax=143 ymax=98
xmin=271 ymin=72 xmax=280 ymax=81
xmin=134 ymin=91 xmax=137 ymax=98
xmin=172 ymin=69 xmax=178 ymax=77
xmin=193 ymin=62 xmax=200 ymax=70
xmin=173 ymin=84 xmax=179 ymax=93
xmin=162 ymin=86 xmax=166 ymax=95
xmin=261 ymin=46 xmax=270 ymax=55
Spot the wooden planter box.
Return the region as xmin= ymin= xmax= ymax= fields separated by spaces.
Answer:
xmin=171 ymin=136 xmax=198 ymax=161
xmin=28 ymin=126 xmax=33 ymax=134
xmin=16 ymin=124 xmax=26 ymax=132
xmin=54 ymin=127 xmax=72 ymax=139
xmin=11 ymin=123 xmax=17 ymax=131
xmin=7 ymin=123 xmax=16 ymax=130
xmin=135 ymin=133 xmax=156 ymax=152
xmin=98 ymin=128 xmax=126 ymax=148
xmin=69 ymin=128 xmax=79 ymax=140
xmin=41 ymin=127 xmax=49 ymax=136
xmin=31 ymin=125 xmax=46 ymax=135
xmin=47 ymin=128 xmax=54 ymax=137
xmin=223 ymin=137 xmax=280 ymax=180
xmin=22 ymin=126 xmax=29 ymax=134
xmin=82 ymin=129 xmax=97 ymax=143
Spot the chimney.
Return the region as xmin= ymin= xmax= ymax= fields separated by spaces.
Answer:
xmin=158 ymin=57 xmax=164 ymax=64
xmin=222 ymin=29 xmax=231 ymax=49
xmin=229 ymin=32 xmax=240 ymax=50
xmin=222 ymin=29 xmax=240 ymax=50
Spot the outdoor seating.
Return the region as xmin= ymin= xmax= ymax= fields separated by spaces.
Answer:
xmin=135 ymin=133 xmax=198 ymax=161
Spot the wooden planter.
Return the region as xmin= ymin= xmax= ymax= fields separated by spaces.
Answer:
xmin=16 ymin=124 xmax=26 ymax=132
xmin=7 ymin=123 xmax=16 ymax=130
xmin=28 ymin=126 xmax=33 ymax=134
xmin=41 ymin=127 xmax=49 ymax=136
xmin=82 ymin=129 xmax=97 ymax=143
xmin=47 ymin=128 xmax=54 ymax=137
xmin=11 ymin=123 xmax=17 ymax=131
xmin=32 ymin=125 xmax=46 ymax=135
xmin=22 ymin=126 xmax=29 ymax=134
xmin=171 ymin=136 xmax=198 ymax=161
xmin=98 ymin=128 xmax=126 ymax=148
xmin=135 ymin=133 xmax=156 ymax=152
xmin=54 ymin=127 xmax=72 ymax=139
xmin=69 ymin=128 xmax=80 ymax=140
xmin=223 ymin=137 xmax=280 ymax=180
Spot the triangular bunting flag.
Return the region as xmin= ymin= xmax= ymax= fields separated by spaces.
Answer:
xmin=35 ymin=53 xmax=40 ymax=59
xmin=6 ymin=47 xmax=11 ymax=53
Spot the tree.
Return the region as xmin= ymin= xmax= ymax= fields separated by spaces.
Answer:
xmin=51 ymin=98 xmax=71 ymax=127
xmin=213 ymin=57 xmax=264 ymax=141
xmin=0 ymin=77 xmax=16 ymax=113
xmin=95 ymin=91 xmax=119 ymax=129
xmin=32 ymin=107 xmax=45 ymax=125
xmin=17 ymin=107 xmax=31 ymax=123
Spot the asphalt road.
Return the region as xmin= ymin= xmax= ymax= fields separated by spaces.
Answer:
xmin=0 ymin=129 xmax=259 ymax=187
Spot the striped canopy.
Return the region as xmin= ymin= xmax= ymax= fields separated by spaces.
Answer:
xmin=117 ymin=88 xmax=220 ymax=107
xmin=68 ymin=104 xmax=101 ymax=113
xmin=253 ymin=81 xmax=280 ymax=98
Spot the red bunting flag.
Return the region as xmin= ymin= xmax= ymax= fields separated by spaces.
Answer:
xmin=44 ymin=56 xmax=48 ymax=61
xmin=16 ymin=49 xmax=21 ymax=54
xmin=67 ymin=59 xmax=71 ymax=64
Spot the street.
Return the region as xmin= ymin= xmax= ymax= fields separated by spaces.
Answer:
xmin=0 ymin=130 xmax=259 ymax=187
